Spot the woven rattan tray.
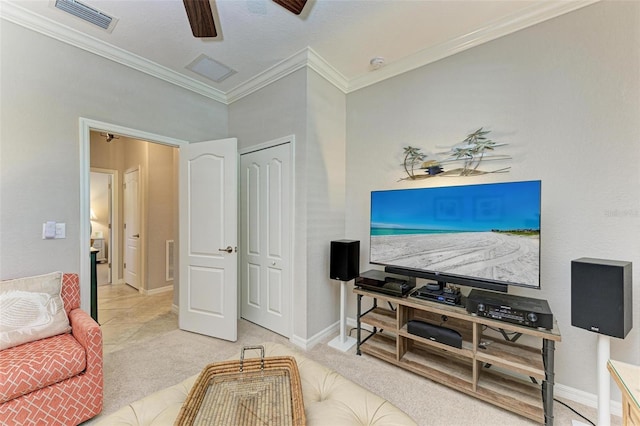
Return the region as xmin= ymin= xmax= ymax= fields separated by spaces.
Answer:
xmin=175 ymin=345 xmax=306 ymax=426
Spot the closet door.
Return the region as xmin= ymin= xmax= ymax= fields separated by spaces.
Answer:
xmin=240 ymin=142 xmax=291 ymax=337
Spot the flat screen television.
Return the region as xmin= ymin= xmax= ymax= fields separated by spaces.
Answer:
xmin=370 ymin=180 xmax=541 ymax=292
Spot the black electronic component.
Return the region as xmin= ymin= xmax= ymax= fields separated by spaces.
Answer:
xmin=465 ymin=289 xmax=553 ymax=330
xmin=355 ymin=270 xmax=415 ymax=297
xmin=330 ymin=240 xmax=360 ymax=281
xmin=407 ymin=320 xmax=462 ymax=348
xmin=410 ymin=285 xmax=461 ymax=306
xmin=571 ymin=258 xmax=632 ymax=338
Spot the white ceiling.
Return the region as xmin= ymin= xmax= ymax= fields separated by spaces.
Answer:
xmin=1 ymin=0 xmax=596 ymax=103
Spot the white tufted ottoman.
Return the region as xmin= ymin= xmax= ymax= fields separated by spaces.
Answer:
xmin=95 ymin=342 xmax=416 ymax=425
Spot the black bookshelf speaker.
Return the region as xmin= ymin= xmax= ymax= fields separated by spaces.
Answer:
xmin=571 ymin=257 xmax=632 ymax=338
xmin=330 ymin=240 xmax=360 ymax=281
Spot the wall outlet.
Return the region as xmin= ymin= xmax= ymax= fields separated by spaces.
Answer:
xmin=55 ymin=223 xmax=66 ymax=239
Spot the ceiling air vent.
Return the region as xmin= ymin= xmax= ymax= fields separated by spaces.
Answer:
xmin=54 ymin=0 xmax=116 ymax=31
xmin=186 ymin=55 xmax=236 ymax=83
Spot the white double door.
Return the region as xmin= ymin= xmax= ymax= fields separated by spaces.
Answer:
xmin=240 ymin=142 xmax=291 ymax=337
xmin=178 ymin=138 xmax=291 ymax=342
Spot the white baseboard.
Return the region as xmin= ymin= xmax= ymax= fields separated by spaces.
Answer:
xmin=142 ymin=284 xmax=173 ymax=296
xmin=290 ymin=315 xmax=378 ymax=351
xmin=288 ymin=334 xmax=309 ymax=350
xmin=555 ymin=383 xmax=622 ymax=418
xmin=290 ymin=321 xmax=340 ymax=351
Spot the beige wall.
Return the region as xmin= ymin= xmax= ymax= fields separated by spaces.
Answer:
xmin=146 ymin=142 xmax=177 ymax=291
xmin=229 ymin=68 xmax=348 ymax=343
xmin=305 ymin=70 xmax=348 ymax=339
xmin=229 ymin=69 xmax=310 ymax=341
xmin=345 ymin=0 xmax=639 ymax=397
xmin=0 ymin=20 xmax=226 ymax=283
xmin=90 ymin=132 xmax=176 ymax=291
xmin=2 ymin=0 xmax=638 ymax=404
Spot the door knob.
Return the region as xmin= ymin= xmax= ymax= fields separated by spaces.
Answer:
xmin=219 ymin=246 xmax=233 ymax=253
xmin=133 ymin=234 xmax=140 ymax=238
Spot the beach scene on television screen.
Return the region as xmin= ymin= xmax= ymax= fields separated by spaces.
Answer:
xmin=370 ymin=181 xmax=540 ymax=287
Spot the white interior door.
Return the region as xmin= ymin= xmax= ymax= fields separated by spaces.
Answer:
xmin=123 ymin=169 xmax=140 ymax=290
xmin=179 ymin=138 xmax=238 ymax=341
xmin=240 ymin=142 xmax=291 ymax=337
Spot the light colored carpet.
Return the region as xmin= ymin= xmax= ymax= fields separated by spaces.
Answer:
xmin=86 ymin=320 xmax=614 ymax=426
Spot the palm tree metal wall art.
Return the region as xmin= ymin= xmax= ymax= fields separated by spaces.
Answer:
xmin=401 ymin=128 xmax=510 ymax=180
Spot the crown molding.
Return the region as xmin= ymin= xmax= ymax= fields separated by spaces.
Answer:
xmin=225 ymin=48 xmax=308 ymax=104
xmin=225 ymin=47 xmax=349 ymax=103
xmin=0 ymin=1 xmax=227 ymax=104
xmin=305 ymin=47 xmax=349 ymax=93
xmin=1 ymin=0 xmax=599 ymax=104
xmin=347 ymin=0 xmax=600 ymax=93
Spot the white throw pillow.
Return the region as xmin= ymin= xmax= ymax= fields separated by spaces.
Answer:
xmin=0 ymin=271 xmax=71 ymax=350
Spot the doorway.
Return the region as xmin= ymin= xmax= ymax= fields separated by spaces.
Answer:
xmin=90 ymin=168 xmax=117 ymax=286
xmin=89 ymin=130 xmax=178 ymax=295
xmin=85 ymin=124 xmax=180 ymax=349
xmin=80 ymin=119 xmax=293 ymax=345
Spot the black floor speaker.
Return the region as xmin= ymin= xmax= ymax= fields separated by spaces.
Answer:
xmin=330 ymin=240 xmax=359 ymax=281
xmin=571 ymin=257 xmax=632 ymax=338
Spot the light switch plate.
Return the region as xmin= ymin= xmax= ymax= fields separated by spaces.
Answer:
xmin=43 ymin=221 xmax=56 ymax=239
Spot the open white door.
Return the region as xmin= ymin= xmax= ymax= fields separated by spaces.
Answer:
xmin=179 ymin=138 xmax=238 ymax=341
xmin=123 ymin=169 xmax=140 ymax=290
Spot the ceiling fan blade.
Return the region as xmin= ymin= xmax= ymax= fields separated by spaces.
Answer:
xmin=273 ymin=0 xmax=307 ymax=15
xmin=183 ymin=0 xmax=217 ymax=38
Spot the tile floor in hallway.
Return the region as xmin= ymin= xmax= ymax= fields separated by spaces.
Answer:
xmin=97 ymin=266 xmax=177 ymax=354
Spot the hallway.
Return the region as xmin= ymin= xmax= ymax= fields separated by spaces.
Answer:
xmin=97 ymin=279 xmax=177 ymax=354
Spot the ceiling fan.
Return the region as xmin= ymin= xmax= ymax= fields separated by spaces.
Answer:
xmin=183 ymin=0 xmax=308 ymax=38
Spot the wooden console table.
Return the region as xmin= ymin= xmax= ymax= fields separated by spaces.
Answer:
xmin=354 ymin=287 xmax=562 ymax=424
xmin=608 ymin=360 xmax=640 ymax=426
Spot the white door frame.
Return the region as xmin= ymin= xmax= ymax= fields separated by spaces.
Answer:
xmin=239 ymin=135 xmax=295 ymax=338
xmin=79 ymin=118 xmax=185 ymax=313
